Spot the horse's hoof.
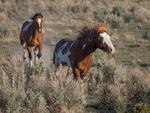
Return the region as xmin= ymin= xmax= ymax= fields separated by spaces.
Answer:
xmin=37 ymin=54 xmax=42 ymax=59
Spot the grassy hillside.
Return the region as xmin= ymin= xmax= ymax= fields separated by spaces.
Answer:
xmin=0 ymin=0 xmax=150 ymax=113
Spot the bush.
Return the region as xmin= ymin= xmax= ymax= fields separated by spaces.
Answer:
xmin=86 ymin=56 xmax=127 ymax=113
xmin=43 ymin=66 xmax=87 ymax=113
xmin=112 ymin=6 xmax=124 ymax=17
xmin=68 ymin=4 xmax=89 ymax=14
xmin=126 ymin=68 xmax=150 ymax=113
xmin=93 ymin=8 xmax=108 ymax=22
xmin=142 ymin=31 xmax=150 ymax=40
xmin=0 ymin=24 xmax=10 ymax=39
xmin=106 ymin=15 xmax=124 ymax=29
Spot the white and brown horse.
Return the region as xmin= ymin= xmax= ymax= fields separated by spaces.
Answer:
xmin=53 ymin=25 xmax=115 ymax=80
xmin=20 ymin=13 xmax=44 ymax=66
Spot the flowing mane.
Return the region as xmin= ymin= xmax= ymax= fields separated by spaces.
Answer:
xmin=77 ymin=25 xmax=108 ymax=40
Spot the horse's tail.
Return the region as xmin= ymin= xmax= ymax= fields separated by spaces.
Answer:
xmin=53 ymin=42 xmax=59 ymax=65
xmin=53 ymin=39 xmax=66 ymax=65
xmin=19 ymin=32 xmax=26 ymax=49
xmin=53 ymin=48 xmax=56 ymax=65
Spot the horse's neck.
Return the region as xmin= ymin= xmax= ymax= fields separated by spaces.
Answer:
xmin=79 ymin=38 xmax=97 ymax=57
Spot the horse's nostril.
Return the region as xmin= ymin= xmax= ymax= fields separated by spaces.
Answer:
xmin=110 ymin=48 xmax=112 ymax=51
xmin=111 ymin=47 xmax=115 ymax=54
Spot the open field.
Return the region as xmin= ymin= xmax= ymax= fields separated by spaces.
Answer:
xmin=0 ymin=0 xmax=150 ymax=113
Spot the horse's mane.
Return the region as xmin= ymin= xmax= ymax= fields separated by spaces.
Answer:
xmin=77 ymin=25 xmax=108 ymax=40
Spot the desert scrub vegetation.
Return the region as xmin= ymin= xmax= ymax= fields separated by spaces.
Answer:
xmin=0 ymin=54 xmax=150 ymax=113
xmin=93 ymin=2 xmax=150 ymax=29
xmin=0 ymin=56 xmax=87 ymax=113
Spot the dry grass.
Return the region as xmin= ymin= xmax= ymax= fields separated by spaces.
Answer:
xmin=0 ymin=51 xmax=150 ymax=113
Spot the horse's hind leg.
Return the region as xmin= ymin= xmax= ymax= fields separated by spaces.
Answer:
xmin=23 ymin=49 xmax=27 ymax=62
xmin=27 ymin=47 xmax=33 ymax=67
xmin=22 ymin=43 xmax=27 ymax=62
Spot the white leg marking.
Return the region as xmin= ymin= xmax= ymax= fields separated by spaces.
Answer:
xmin=23 ymin=49 xmax=27 ymax=61
xmin=29 ymin=60 xmax=33 ymax=67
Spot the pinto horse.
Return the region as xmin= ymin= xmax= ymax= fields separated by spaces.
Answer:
xmin=53 ymin=25 xmax=115 ymax=80
xmin=20 ymin=13 xmax=44 ymax=66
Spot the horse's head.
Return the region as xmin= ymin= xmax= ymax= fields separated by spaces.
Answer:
xmin=95 ymin=26 xmax=115 ymax=54
xmin=32 ymin=13 xmax=43 ymax=32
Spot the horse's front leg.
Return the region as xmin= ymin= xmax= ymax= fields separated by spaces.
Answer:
xmin=27 ymin=47 xmax=33 ymax=67
xmin=34 ymin=45 xmax=42 ymax=64
xmin=65 ymin=66 xmax=71 ymax=80
xmin=72 ymin=67 xmax=81 ymax=80
xmin=37 ymin=45 xmax=42 ymax=59
xmin=81 ymin=69 xmax=89 ymax=80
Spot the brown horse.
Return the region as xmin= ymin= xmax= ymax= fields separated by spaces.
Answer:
xmin=53 ymin=25 xmax=115 ymax=80
xmin=20 ymin=13 xmax=44 ymax=66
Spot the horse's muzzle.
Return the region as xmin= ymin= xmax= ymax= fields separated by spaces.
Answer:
xmin=110 ymin=47 xmax=115 ymax=54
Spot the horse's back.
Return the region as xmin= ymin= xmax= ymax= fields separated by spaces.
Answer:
xmin=21 ymin=20 xmax=33 ymax=31
xmin=54 ymin=39 xmax=73 ymax=53
xmin=20 ymin=20 xmax=33 ymax=46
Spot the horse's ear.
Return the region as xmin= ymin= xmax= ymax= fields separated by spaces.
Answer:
xmin=31 ymin=17 xmax=34 ymax=20
xmin=30 ymin=14 xmax=35 ymax=20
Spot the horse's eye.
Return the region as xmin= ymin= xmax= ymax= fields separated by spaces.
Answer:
xmin=98 ymin=36 xmax=102 ymax=41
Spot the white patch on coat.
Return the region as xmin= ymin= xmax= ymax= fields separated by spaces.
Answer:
xmin=22 ymin=20 xmax=33 ymax=32
xmin=99 ymin=32 xmax=114 ymax=49
xmin=23 ymin=49 xmax=27 ymax=60
xmin=55 ymin=42 xmax=71 ymax=66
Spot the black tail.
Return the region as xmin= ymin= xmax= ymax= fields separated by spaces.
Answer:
xmin=53 ymin=46 xmax=56 ymax=65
